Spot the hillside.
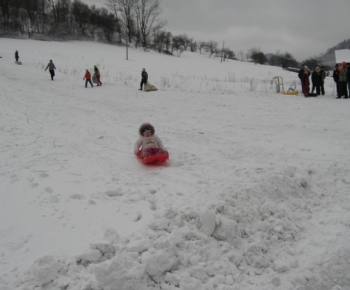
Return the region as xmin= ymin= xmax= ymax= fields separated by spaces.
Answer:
xmin=320 ymin=38 xmax=350 ymax=67
xmin=1 ymin=39 xmax=350 ymax=290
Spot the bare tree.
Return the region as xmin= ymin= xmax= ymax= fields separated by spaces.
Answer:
xmin=198 ymin=41 xmax=206 ymax=54
xmin=205 ymin=41 xmax=218 ymax=57
xmin=172 ymin=35 xmax=184 ymax=56
xmin=221 ymin=48 xmax=236 ymax=61
xmin=177 ymin=34 xmax=192 ymax=51
xmin=134 ymin=0 xmax=165 ymax=49
xmin=72 ymin=0 xmax=90 ymax=36
xmin=238 ymin=50 xmax=244 ymax=62
xmin=189 ymin=40 xmax=197 ymax=52
xmin=106 ymin=0 xmax=137 ymax=44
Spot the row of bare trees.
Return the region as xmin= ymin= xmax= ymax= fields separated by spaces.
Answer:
xmin=0 ymin=0 xmax=237 ymax=59
xmin=0 ymin=0 xmax=164 ymax=45
xmin=0 ymin=0 xmax=304 ymax=65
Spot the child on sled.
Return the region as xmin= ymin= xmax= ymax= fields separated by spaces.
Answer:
xmin=134 ymin=123 xmax=168 ymax=159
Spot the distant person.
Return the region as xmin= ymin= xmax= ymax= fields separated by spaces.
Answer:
xmin=45 ymin=59 xmax=56 ymax=80
xmin=94 ymin=66 xmax=102 ymax=86
xmin=15 ymin=50 xmax=19 ymax=63
xmin=347 ymin=63 xmax=350 ymax=96
xmin=338 ymin=62 xmax=348 ymax=99
xmin=333 ymin=64 xmax=340 ymax=98
xmin=139 ymin=68 xmax=148 ymax=90
xmin=311 ymin=66 xmax=322 ymax=95
xmin=302 ymin=66 xmax=317 ymax=97
xmin=298 ymin=64 xmax=305 ymax=90
xmin=83 ymin=69 xmax=93 ymax=88
xmin=302 ymin=67 xmax=311 ymax=96
xmin=320 ymin=66 xmax=326 ymax=95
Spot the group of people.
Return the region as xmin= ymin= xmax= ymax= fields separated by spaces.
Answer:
xmin=298 ymin=64 xmax=326 ymax=97
xmin=332 ymin=62 xmax=350 ymax=99
xmin=298 ymin=62 xmax=350 ymax=99
xmin=14 ymin=50 xmax=151 ymax=91
xmin=83 ymin=66 xmax=103 ymax=88
xmin=14 ymin=50 xmax=103 ymax=86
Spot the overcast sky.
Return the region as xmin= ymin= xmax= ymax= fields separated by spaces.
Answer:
xmin=83 ymin=0 xmax=350 ymax=61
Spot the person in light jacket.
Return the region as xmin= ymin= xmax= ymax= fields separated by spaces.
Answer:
xmin=134 ymin=123 xmax=167 ymax=158
xmin=45 ymin=59 xmax=56 ymax=80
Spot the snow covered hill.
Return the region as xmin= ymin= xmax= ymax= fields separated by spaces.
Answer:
xmin=0 ymin=38 xmax=350 ymax=290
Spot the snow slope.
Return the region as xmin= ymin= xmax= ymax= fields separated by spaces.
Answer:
xmin=0 ymin=39 xmax=350 ymax=290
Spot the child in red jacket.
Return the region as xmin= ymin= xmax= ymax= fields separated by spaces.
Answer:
xmin=83 ymin=69 xmax=93 ymax=88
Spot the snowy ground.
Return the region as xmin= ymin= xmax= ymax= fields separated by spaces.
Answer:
xmin=0 ymin=39 xmax=350 ymax=290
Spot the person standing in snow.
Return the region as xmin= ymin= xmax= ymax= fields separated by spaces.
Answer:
xmin=302 ymin=67 xmax=313 ymax=97
xmin=15 ymin=50 xmax=19 ymax=63
xmin=83 ymin=69 xmax=93 ymax=88
xmin=298 ymin=64 xmax=305 ymax=91
xmin=346 ymin=63 xmax=350 ymax=96
xmin=311 ymin=66 xmax=322 ymax=95
xmin=333 ymin=64 xmax=340 ymax=98
xmin=134 ymin=123 xmax=167 ymax=159
xmin=320 ymin=66 xmax=326 ymax=95
xmin=139 ymin=68 xmax=148 ymax=90
xmin=45 ymin=59 xmax=56 ymax=80
xmin=94 ymin=65 xmax=102 ymax=86
xmin=337 ymin=62 xmax=348 ymax=99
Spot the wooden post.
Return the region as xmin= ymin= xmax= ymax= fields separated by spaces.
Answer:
xmin=221 ymin=41 xmax=225 ymax=63
xmin=126 ymin=26 xmax=128 ymax=60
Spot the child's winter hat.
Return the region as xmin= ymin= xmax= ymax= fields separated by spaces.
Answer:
xmin=139 ymin=123 xmax=155 ymax=135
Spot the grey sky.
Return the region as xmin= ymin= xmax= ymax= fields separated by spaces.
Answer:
xmin=83 ymin=0 xmax=350 ymax=61
xmin=161 ymin=0 xmax=350 ymax=61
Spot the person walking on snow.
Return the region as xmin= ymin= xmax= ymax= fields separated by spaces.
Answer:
xmin=15 ymin=50 xmax=19 ymax=63
xmin=45 ymin=59 xmax=56 ymax=80
xmin=94 ymin=66 xmax=102 ymax=86
xmin=134 ymin=123 xmax=167 ymax=159
xmin=139 ymin=68 xmax=148 ymax=90
xmin=83 ymin=69 xmax=93 ymax=88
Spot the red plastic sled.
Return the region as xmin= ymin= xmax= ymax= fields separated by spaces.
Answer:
xmin=137 ymin=150 xmax=169 ymax=164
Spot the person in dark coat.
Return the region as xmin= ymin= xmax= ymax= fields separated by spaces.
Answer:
xmin=320 ymin=66 xmax=326 ymax=95
xmin=298 ymin=64 xmax=305 ymax=90
xmin=311 ymin=66 xmax=322 ymax=95
xmin=302 ymin=67 xmax=311 ymax=97
xmin=94 ymin=65 xmax=102 ymax=86
xmin=333 ymin=64 xmax=340 ymax=98
xmin=302 ymin=67 xmax=317 ymax=97
xmin=139 ymin=68 xmax=148 ymax=90
xmin=15 ymin=50 xmax=19 ymax=63
xmin=45 ymin=59 xmax=56 ymax=80
xmin=347 ymin=63 xmax=350 ymax=97
xmin=338 ymin=62 xmax=348 ymax=99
